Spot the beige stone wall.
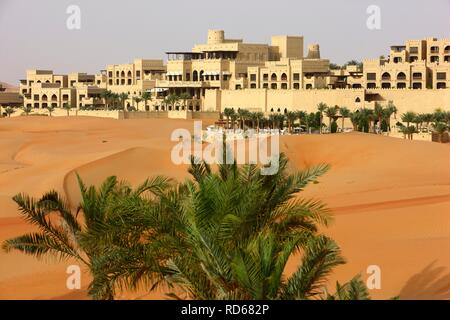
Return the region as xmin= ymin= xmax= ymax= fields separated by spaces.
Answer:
xmin=206 ymin=88 xmax=449 ymax=114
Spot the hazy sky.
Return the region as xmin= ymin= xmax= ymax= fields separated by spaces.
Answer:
xmin=1 ymin=0 xmax=449 ymax=84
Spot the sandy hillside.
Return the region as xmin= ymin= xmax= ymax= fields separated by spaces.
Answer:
xmin=0 ymin=116 xmax=449 ymax=300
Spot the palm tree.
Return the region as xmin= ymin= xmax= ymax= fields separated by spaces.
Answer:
xmin=400 ymin=125 xmax=416 ymax=140
xmin=166 ymin=94 xmax=180 ymax=111
xmin=178 ymin=92 xmax=191 ymax=111
xmin=100 ymin=90 xmax=112 ymax=111
xmin=141 ymin=91 xmax=152 ymax=111
xmin=286 ymin=111 xmax=297 ymax=134
xmin=223 ymin=108 xmax=235 ymax=130
xmin=401 ymin=111 xmax=416 ymax=128
xmin=317 ymin=102 xmax=328 ymax=134
xmin=46 ymin=105 xmax=55 ymax=117
xmin=255 ymin=112 xmax=264 ymax=133
xmin=324 ymin=106 xmax=338 ymax=133
xmin=119 ymin=93 xmax=129 ymax=112
xmin=373 ymin=104 xmax=384 ymax=133
xmin=62 ymin=103 xmax=72 ymax=116
xmin=133 ymin=96 xmax=142 ymax=111
xmin=22 ymin=105 xmax=33 ymax=116
xmin=2 ymin=174 xmax=172 ymax=300
xmin=230 ymin=113 xmax=238 ymax=132
xmin=87 ymin=153 xmax=369 ymax=300
xmin=5 ymin=106 xmax=15 ymax=118
xmin=432 ymin=122 xmax=448 ymax=142
xmin=339 ymin=107 xmax=351 ymax=132
xmin=237 ymin=108 xmax=247 ymax=130
xmin=295 ymin=110 xmax=307 ymax=133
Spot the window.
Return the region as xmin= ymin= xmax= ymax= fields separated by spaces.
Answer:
xmin=293 ymin=83 xmax=300 ymax=89
xmin=409 ymin=47 xmax=418 ymax=54
xmin=293 ymin=73 xmax=300 ymax=81
xmin=397 ymin=83 xmax=406 ymax=89
xmin=305 ymin=84 xmax=312 ymax=89
xmin=235 ymin=85 xmax=242 ymax=90
xmin=271 ymin=83 xmax=277 ymax=89
xmin=186 ymin=73 xmax=190 ymax=81
xmin=437 ymin=72 xmax=446 ymax=80
xmin=281 ymin=73 xmax=287 ymax=81
xmin=409 ymin=56 xmax=418 ymax=63
xmin=367 ymin=83 xmax=376 ymax=89
xmin=33 ymin=95 xmax=39 ymax=100
xmin=412 ymin=72 xmax=422 ymax=79
xmin=437 ymin=82 xmax=446 ymax=89
xmin=136 ymin=71 xmax=141 ymax=78
xmin=250 ymin=74 xmax=256 ymax=81
xmin=281 ymin=83 xmax=288 ymax=89
xmin=271 ymin=73 xmax=277 ymax=81
xmin=108 ymin=71 xmax=113 ymax=77
xmin=367 ymin=73 xmax=376 ymax=80
xmin=250 ymin=83 xmax=257 ymax=89
xmin=397 ymin=72 xmax=406 ymax=80
xmin=412 ymin=82 xmax=422 ymax=89
xmin=263 ymin=74 xmax=269 ymax=81
xmin=430 ymin=56 xmax=439 ymax=63
xmin=128 ymin=79 xmax=132 ymax=85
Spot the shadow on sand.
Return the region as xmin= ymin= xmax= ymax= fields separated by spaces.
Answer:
xmin=399 ymin=261 xmax=450 ymax=300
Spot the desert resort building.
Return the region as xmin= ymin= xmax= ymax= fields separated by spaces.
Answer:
xmin=8 ymin=30 xmax=450 ymax=118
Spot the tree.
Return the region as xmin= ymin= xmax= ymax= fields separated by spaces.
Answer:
xmin=286 ymin=111 xmax=297 ymax=134
xmin=22 ymin=105 xmax=33 ymax=116
xmin=2 ymin=175 xmax=172 ymax=300
xmin=339 ymin=107 xmax=351 ymax=132
xmin=101 ymin=90 xmax=112 ymax=111
xmin=324 ymin=106 xmax=338 ymax=133
xmin=5 ymin=106 xmax=15 ymax=118
xmin=223 ymin=108 xmax=235 ymax=130
xmin=401 ymin=111 xmax=416 ymax=128
xmin=119 ymin=93 xmax=129 ymax=112
xmin=62 ymin=103 xmax=72 ymax=116
xmin=133 ymin=96 xmax=142 ymax=111
xmin=178 ymin=92 xmax=191 ymax=111
xmin=237 ymin=108 xmax=247 ymax=130
xmin=255 ymin=112 xmax=264 ymax=133
xmin=166 ymin=94 xmax=180 ymax=111
xmin=317 ymin=103 xmax=328 ymax=134
xmin=86 ymin=153 xmax=370 ymax=300
xmin=46 ymin=105 xmax=55 ymax=117
xmin=141 ymin=91 xmax=152 ymax=111
xmin=373 ymin=103 xmax=384 ymax=133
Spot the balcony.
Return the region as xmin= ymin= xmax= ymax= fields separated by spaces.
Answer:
xmin=156 ymin=80 xmax=208 ymax=88
xmin=430 ymin=47 xmax=439 ymax=54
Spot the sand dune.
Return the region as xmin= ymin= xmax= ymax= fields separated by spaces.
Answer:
xmin=0 ymin=116 xmax=449 ymax=299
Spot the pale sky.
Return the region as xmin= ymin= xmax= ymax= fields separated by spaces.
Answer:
xmin=1 ymin=0 xmax=449 ymax=84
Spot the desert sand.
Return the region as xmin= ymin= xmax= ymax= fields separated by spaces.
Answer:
xmin=0 ymin=116 xmax=449 ymax=300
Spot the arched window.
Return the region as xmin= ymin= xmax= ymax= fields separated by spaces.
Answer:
xmin=41 ymin=94 xmax=48 ymax=101
xmin=127 ymin=71 xmax=132 ymax=77
xmin=271 ymin=73 xmax=277 ymax=81
xmin=381 ymin=72 xmax=391 ymax=81
xmin=397 ymin=72 xmax=406 ymax=80
xmin=193 ymin=71 xmax=198 ymax=81
xmin=281 ymin=73 xmax=287 ymax=81
xmin=355 ymin=97 xmax=361 ymax=103
xmin=199 ymin=70 xmax=204 ymax=81
xmin=51 ymin=94 xmax=57 ymax=101
xmin=270 ymin=108 xmax=274 ymax=112
xmin=121 ymin=71 xmax=125 ymax=77
xmin=284 ymin=108 xmax=287 ymax=114
xmin=195 ymin=105 xmax=200 ymax=111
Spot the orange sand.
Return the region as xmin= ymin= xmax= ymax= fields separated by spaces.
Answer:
xmin=0 ymin=116 xmax=449 ymax=300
